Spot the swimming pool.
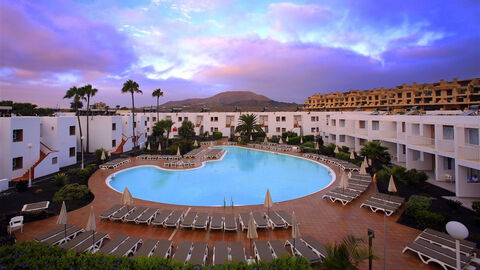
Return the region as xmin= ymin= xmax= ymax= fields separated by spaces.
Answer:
xmin=107 ymin=146 xmax=334 ymax=206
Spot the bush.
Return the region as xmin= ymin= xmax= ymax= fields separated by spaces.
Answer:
xmin=166 ymin=140 xmax=194 ymax=155
xmin=287 ymin=136 xmax=301 ymax=145
xmin=52 ymin=173 xmax=69 ymax=187
xmin=282 ymin=131 xmax=297 ymax=139
xmin=53 ymin=184 xmax=90 ymax=202
xmin=15 ymin=181 xmax=28 ymax=192
xmin=335 ymin=152 xmax=351 ymax=161
xmin=303 ymin=135 xmax=314 ymax=142
xmin=446 ymin=199 xmax=462 ymax=210
xmin=212 ymin=131 xmax=222 ymax=140
xmin=0 ymin=241 xmax=312 ymax=270
xmin=301 ymin=142 xmax=315 ymax=149
xmin=415 ymin=210 xmax=446 ymax=230
xmin=340 ymin=146 xmax=350 ymax=153
xmin=404 ymin=169 xmax=428 ymax=185
xmin=472 ymin=201 xmax=480 ymax=215
xmin=67 ymin=168 xmax=79 ymax=176
xmin=406 ymin=195 xmax=432 ymax=218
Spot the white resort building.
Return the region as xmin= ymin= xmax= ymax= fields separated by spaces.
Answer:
xmin=0 ymin=110 xmax=478 ymax=199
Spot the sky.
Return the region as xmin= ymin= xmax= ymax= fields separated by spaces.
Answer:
xmin=0 ymin=0 xmax=479 ymax=108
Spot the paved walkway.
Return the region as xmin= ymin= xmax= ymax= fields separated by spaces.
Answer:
xmin=16 ymin=146 xmax=437 ymax=270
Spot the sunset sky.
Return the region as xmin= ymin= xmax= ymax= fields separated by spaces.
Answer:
xmin=1 ymin=0 xmax=479 ymax=107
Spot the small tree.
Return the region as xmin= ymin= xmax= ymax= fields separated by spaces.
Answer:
xmin=360 ymin=141 xmax=391 ymax=171
xmin=178 ymin=120 xmax=195 ymax=140
xmin=321 ymin=235 xmax=377 ymax=270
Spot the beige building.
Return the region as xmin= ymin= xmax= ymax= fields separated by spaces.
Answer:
xmin=304 ymin=78 xmax=480 ymax=112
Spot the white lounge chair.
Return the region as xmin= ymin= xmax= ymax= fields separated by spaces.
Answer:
xmin=8 ymin=216 xmax=23 ymax=234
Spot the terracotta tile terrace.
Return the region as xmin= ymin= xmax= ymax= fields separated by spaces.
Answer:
xmin=15 ymin=145 xmax=439 ymax=270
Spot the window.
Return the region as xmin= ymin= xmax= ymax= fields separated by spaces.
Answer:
xmin=407 ymin=93 xmax=411 ymax=98
xmin=402 ymin=145 xmax=406 ymax=154
xmin=133 ymin=122 xmax=136 ymax=128
xmin=147 ymin=117 xmax=150 ymax=121
xmin=210 ymin=117 xmax=218 ymax=122
xmin=311 ymin=128 xmax=316 ymax=132
xmin=152 ymin=117 xmax=157 ymax=122
xmin=331 ymin=120 xmax=336 ymax=126
xmin=276 ymin=127 xmax=280 ymax=132
xmin=465 ymin=128 xmax=479 ymax=145
xmin=316 ymin=127 xmax=319 ymax=132
xmin=178 ymin=117 xmax=182 ymax=122
xmin=69 ymin=147 xmax=75 ymax=157
xmin=412 ymin=124 xmax=420 ymax=135
xmin=52 ymin=157 xmax=58 ymax=164
xmin=210 ymin=127 xmax=218 ymax=132
xmin=443 ymin=125 xmax=454 ymax=140
xmin=339 ymin=135 xmax=345 ymax=142
xmin=276 ymin=116 xmax=280 ymax=122
xmin=144 ymin=121 xmax=147 ymax=126
xmin=69 ymin=126 xmax=75 ymax=136
xmin=281 ymin=116 xmax=286 ymax=122
xmin=359 ymin=121 xmax=366 ymax=129
xmin=147 ymin=128 xmax=150 ymax=132
xmin=112 ymin=140 xmax=117 ymax=148
xmin=145 ymin=133 xmax=147 ymax=138
xmin=281 ymin=128 xmax=286 ymax=132
xmin=316 ymin=116 xmax=319 ymax=121
xmin=446 ymin=89 xmax=452 ymax=96
xmin=443 ymin=157 xmax=453 ymax=170
xmin=372 ymin=121 xmax=379 ymax=130
xmin=12 ymin=157 xmax=23 ymax=170
xmin=184 ymin=117 xmax=188 ymax=121
xmin=398 ymin=93 xmax=402 ymax=98
xmin=401 ymin=122 xmax=406 ymax=132
xmin=311 ymin=116 xmax=316 ymax=122
xmin=112 ymin=123 xmax=116 ymax=131
xmin=435 ymin=90 xmax=441 ymax=96
xmin=13 ymin=129 xmax=23 ymax=142
xmin=339 ymin=119 xmax=345 ymax=127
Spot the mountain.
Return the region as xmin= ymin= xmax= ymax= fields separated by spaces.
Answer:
xmin=156 ymin=91 xmax=300 ymax=112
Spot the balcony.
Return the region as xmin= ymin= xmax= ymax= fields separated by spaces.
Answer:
xmin=357 ymin=128 xmax=368 ymax=136
xmin=457 ymin=144 xmax=480 ymax=163
xmin=407 ymin=135 xmax=435 ymax=148
xmin=436 ymin=139 xmax=454 ymax=153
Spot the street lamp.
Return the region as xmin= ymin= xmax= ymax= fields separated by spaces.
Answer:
xmin=81 ymin=136 xmax=85 ymax=169
xmin=367 ymin=229 xmax=375 ymax=270
xmin=446 ymin=221 xmax=469 ymax=270
xmin=27 ymin=143 xmax=32 ymax=187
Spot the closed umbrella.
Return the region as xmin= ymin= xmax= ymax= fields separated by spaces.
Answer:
xmin=363 ymin=156 xmax=368 ymax=167
xmin=279 ymin=137 xmax=283 ymax=144
xmin=360 ymin=161 xmax=367 ymax=175
xmin=246 ymin=212 xmax=258 ymax=258
xmin=286 ymin=136 xmax=289 ymax=143
xmin=300 ymin=137 xmax=303 ymax=144
xmin=193 ymin=140 xmax=198 ymax=147
xmin=250 ymin=135 xmax=253 ymax=141
xmin=57 ymin=201 xmax=68 ymax=242
xmin=122 ymin=187 xmax=133 ymax=211
xmin=388 ymin=175 xmax=397 ymax=193
xmin=339 ymin=172 xmax=349 ymax=194
xmin=176 ymin=146 xmax=180 ymax=156
xmin=147 ymin=142 xmax=151 ymax=150
xmin=158 ymin=143 xmax=162 ymax=152
xmin=264 ymin=137 xmax=268 ymax=143
xmin=315 ymin=142 xmax=319 ymax=150
xmin=350 ymin=151 xmax=355 ymax=160
xmin=334 ymin=145 xmax=339 ymax=154
xmin=292 ymin=211 xmax=301 ymax=252
xmin=100 ymin=151 xmax=106 ymax=162
xmin=86 ymin=206 xmax=96 ymax=249
xmin=107 ymin=151 xmax=111 ymax=157
xmin=264 ymin=189 xmax=273 ymax=217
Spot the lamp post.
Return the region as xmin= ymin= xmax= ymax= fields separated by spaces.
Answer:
xmin=368 ymin=228 xmax=375 ymax=270
xmin=446 ymin=221 xmax=469 ymax=270
xmin=81 ymin=136 xmax=85 ymax=169
xmin=27 ymin=143 xmax=32 ymax=187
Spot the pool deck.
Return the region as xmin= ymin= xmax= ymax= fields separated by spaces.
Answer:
xmin=15 ymin=145 xmax=438 ymax=270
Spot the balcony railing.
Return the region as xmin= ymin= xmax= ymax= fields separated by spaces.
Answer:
xmin=436 ymin=139 xmax=454 ymax=152
xmin=458 ymin=144 xmax=480 ymax=162
xmin=407 ymin=135 xmax=435 ymax=148
xmin=357 ymin=128 xmax=368 ymax=136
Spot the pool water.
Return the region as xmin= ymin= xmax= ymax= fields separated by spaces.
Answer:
xmin=108 ymin=146 xmax=334 ymax=206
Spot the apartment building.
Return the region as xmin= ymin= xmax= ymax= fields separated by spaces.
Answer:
xmin=304 ymin=78 xmax=480 ymax=112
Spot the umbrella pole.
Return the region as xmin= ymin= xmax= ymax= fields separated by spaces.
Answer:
xmin=293 ymin=238 xmax=296 ymax=254
xmin=64 ymin=224 xmax=67 ymax=243
xmin=384 ymin=213 xmax=386 ymax=270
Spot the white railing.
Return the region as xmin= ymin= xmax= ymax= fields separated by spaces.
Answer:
xmin=357 ymin=128 xmax=368 ymax=136
xmin=407 ymin=135 xmax=435 ymax=148
xmin=40 ymin=142 xmax=57 ymax=154
xmin=458 ymin=144 xmax=480 ymax=162
xmin=436 ymin=139 xmax=454 ymax=152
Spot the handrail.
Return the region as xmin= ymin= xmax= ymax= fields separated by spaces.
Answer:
xmin=40 ymin=142 xmax=57 ymax=153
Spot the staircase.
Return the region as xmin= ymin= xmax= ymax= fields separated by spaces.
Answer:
xmin=11 ymin=151 xmax=47 ymax=182
xmin=113 ymin=138 xmax=127 ymax=154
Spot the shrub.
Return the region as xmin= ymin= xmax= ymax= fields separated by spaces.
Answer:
xmin=15 ymin=181 xmax=28 ymax=192
xmin=287 ymin=136 xmax=301 ymax=145
xmin=340 ymin=146 xmax=350 ymax=153
xmin=53 ymin=184 xmax=90 ymax=202
xmin=212 ymin=131 xmax=222 ymax=140
xmin=404 ymin=169 xmax=428 ymax=185
xmin=446 ymin=199 xmax=462 ymax=210
xmin=52 ymin=173 xmax=69 ymax=187
xmin=335 ymin=152 xmax=351 ymax=161
xmin=415 ymin=210 xmax=446 ymax=230
xmin=67 ymin=168 xmax=79 ymax=176
xmin=472 ymin=201 xmax=480 ymax=215
xmin=166 ymin=140 xmax=194 ymax=155
xmin=301 ymin=142 xmax=315 ymax=149
xmin=406 ymin=195 xmax=432 ymax=218
xmin=282 ymin=131 xmax=297 ymax=139
xmin=303 ymin=135 xmax=314 ymax=142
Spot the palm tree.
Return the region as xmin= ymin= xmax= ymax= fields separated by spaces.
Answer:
xmin=152 ymin=121 xmax=166 ymax=152
xmin=152 ymin=88 xmax=163 ymax=122
xmin=121 ymin=80 xmax=143 ymax=150
xmin=360 ymin=141 xmax=391 ymax=171
xmin=80 ymin=84 xmax=98 ymax=153
xmin=321 ymin=235 xmax=376 ymax=270
xmin=235 ymin=113 xmax=262 ymax=142
xmin=63 ymin=86 xmax=85 ymax=167
xmin=160 ymin=119 xmax=174 ymax=148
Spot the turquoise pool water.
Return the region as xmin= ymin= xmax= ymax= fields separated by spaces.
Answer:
xmin=107 ymin=146 xmax=334 ymax=206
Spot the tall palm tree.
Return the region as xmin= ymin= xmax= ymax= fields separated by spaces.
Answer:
xmin=235 ymin=113 xmax=262 ymax=142
xmin=360 ymin=141 xmax=391 ymax=171
xmin=80 ymin=84 xmax=98 ymax=153
xmin=159 ymin=119 xmax=174 ymax=148
xmin=152 ymin=88 xmax=163 ymax=122
xmin=121 ymin=80 xmax=142 ymax=150
xmin=63 ymin=86 xmax=85 ymax=166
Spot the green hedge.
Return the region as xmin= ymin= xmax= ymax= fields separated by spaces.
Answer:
xmin=212 ymin=131 xmax=223 ymax=140
xmin=406 ymin=195 xmax=446 ymax=230
xmin=53 ymin=184 xmax=90 ymax=202
xmin=52 ymin=173 xmax=69 ymax=187
xmin=0 ymin=242 xmax=312 ymax=270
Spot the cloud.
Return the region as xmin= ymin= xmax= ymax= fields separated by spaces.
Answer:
xmin=0 ymin=3 xmax=136 ymax=74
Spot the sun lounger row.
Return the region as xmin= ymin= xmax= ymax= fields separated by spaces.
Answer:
xmin=204 ymin=149 xmax=225 ymax=159
xmin=34 ymin=224 xmax=85 ymax=246
xmin=164 ymin=160 xmax=196 ymax=168
xmin=238 ymin=211 xmax=292 ymax=230
xmin=136 ymin=155 xmax=181 ymax=161
xmin=213 ymin=241 xmax=246 ymax=265
xmin=251 ymin=143 xmax=296 ymax=153
xmin=200 ymin=141 xmax=215 ymax=146
xmin=403 ymin=228 xmax=477 ymax=270
xmin=183 ymin=148 xmax=206 ymax=158
xmin=253 ymin=240 xmax=290 ymax=263
xmin=303 ymin=153 xmax=360 ymax=171
xmin=223 ymin=142 xmax=238 ymax=146
xmin=360 ymin=193 xmax=405 ymax=216
xmin=99 ymin=158 xmax=130 ymax=169
xmin=322 ymin=181 xmax=369 ymax=205
xmin=285 ymin=236 xmax=327 ymax=263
